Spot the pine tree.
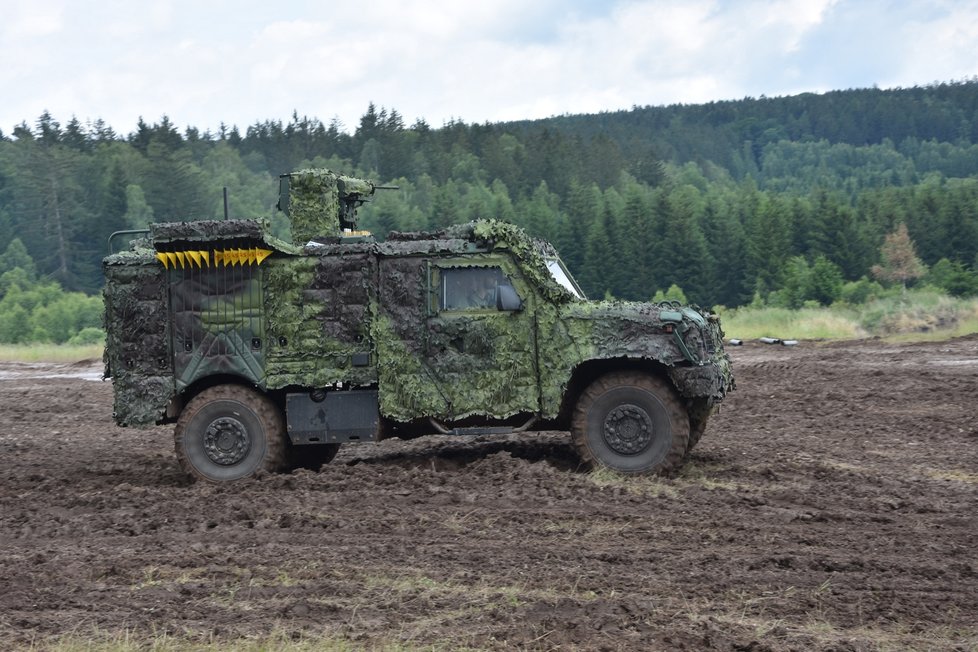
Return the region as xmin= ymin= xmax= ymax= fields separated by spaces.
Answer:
xmin=658 ymin=185 xmax=712 ymax=304
xmin=871 ymin=223 xmax=926 ymax=290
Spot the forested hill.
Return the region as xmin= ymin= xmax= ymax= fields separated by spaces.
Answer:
xmin=2 ymin=80 xmax=978 ymax=311
xmin=512 ymin=81 xmax=978 ymax=171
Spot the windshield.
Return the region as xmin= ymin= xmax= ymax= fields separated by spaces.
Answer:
xmin=546 ymin=258 xmax=586 ymax=299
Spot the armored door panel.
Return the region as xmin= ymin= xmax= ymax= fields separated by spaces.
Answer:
xmin=424 ymin=262 xmax=539 ymax=420
xmin=263 ymin=252 xmax=378 ymax=389
xmin=375 ymin=256 xmax=449 ymax=420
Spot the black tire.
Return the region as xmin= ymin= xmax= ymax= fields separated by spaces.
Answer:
xmin=286 ymin=443 xmax=340 ymax=471
xmin=571 ymin=372 xmax=689 ymax=475
xmin=174 ymin=385 xmax=286 ymax=483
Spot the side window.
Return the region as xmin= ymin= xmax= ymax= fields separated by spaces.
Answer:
xmin=439 ymin=267 xmax=517 ymax=311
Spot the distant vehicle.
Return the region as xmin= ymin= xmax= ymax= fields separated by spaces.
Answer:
xmin=103 ymin=169 xmax=733 ymax=482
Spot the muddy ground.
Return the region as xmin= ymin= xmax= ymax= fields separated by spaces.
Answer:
xmin=0 ymin=338 xmax=976 ymax=651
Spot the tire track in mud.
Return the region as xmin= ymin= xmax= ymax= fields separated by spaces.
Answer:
xmin=1 ymin=338 xmax=977 ymax=650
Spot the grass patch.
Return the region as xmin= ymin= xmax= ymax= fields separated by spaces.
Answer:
xmin=585 ymin=467 xmax=680 ymax=497
xmin=882 ymin=309 xmax=978 ymax=342
xmin=721 ymin=292 xmax=978 ymax=342
xmin=676 ymin=460 xmax=744 ymax=491
xmin=706 ymin=584 xmax=978 ymax=651
xmin=859 ymin=290 xmax=978 ymax=337
xmin=359 ymin=569 xmax=590 ymax=606
xmin=0 ymin=343 xmax=103 ymax=363
xmin=721 ymin=306 xmax=865 ymax=341
xmin=13 ymin=629 xmax=428 ymax=651
xmin=586 ymin=461 xmax=747 ymax=495
xmin=923 ymin=468 xmax=978 ymax=484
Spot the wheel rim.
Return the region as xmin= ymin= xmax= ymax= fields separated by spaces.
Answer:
xmin=202 ymin=416 xmax=252 ymax=465
xmin=602 ymin=404 xmax=654 ymax=455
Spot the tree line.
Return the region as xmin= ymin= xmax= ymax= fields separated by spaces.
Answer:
xmin=1 ymin=81 xmax=978 ymax=339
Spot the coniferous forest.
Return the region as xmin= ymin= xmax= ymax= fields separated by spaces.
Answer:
xmin=2 ymin=80 xmax=978 ymax=342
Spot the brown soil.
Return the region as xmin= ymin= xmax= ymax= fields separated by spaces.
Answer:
xmin=1 ymin=339 xmax=976 ymax=651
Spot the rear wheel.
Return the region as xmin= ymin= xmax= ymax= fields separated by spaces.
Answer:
xmin=174 ymin=385 xmax=286 ymax=482
xmin=571 ymin=372 xmax=688 ymax=475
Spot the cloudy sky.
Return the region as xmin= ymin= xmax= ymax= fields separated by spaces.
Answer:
xmin=2 ymin=0 xmax=977 ymax=137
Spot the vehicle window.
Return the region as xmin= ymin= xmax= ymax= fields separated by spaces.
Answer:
xmin=439 ymin=267 xmax=516 ymax=311
xmin=546 ymin=258 xmax=585 ymax=299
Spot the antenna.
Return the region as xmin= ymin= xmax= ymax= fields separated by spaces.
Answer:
xmin=223 ymin=187 xmax=230 ymax=220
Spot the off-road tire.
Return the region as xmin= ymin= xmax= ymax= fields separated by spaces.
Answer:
xmin=286 ymin=443 xmax=341 ymax=471
xmin=174 ymin=385 xmax=287 ymax=483
xmin=571 ymin=372 xmax=689 ymax=475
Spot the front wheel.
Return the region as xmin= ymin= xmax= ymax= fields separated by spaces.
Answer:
xmin=174 ymin=385 xmax=287 ymax=482
xmin=571 ymin=372 xmax=688 ymax=475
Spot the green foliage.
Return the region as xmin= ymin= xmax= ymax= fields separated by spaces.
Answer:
xmin=769 ymin=256 xmax=811 ymax=309
xmin=769 ymin=255 xmax=847 ymax=308
xmin=858 ymin=287 xmax=975 ymax=335
xmin=809 ymin=255 xmax=844 ymax=305
xmin=652 ymin=284 xmax=688 ymax=303
xmin=67 ymin=326 xmax=105 ymax=346
xmin=725 ymin=291 xmax=978 ymax=340
xmin=0 ymin=266 xmax=35 ymax=296
xmin=838 ymin=277 xmax=887 ymax=305
xmin=926 ymin=258 xmax=978 ymax=297
xmin=723 ymin=305 xmax=864 ymax=340
xmin=0 ymin=302 xmax=30 ymax=343
xmin=0 ymin=237 xmax=37 ymax=277
xmin=0 ymin=276 xmax=103 ymax=344
xmin=3 ymin=82 xmax=978 ymax=309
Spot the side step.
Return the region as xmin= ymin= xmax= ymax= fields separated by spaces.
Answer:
xmin=428 ymin=415 xmax=537 ymax=437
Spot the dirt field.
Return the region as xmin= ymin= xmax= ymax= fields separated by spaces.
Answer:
xmin=1 ymin=337 xmax=976 ymax=651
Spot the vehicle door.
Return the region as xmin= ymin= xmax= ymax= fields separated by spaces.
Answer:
xmin=424 ymin=258 xmax=539 ymax=420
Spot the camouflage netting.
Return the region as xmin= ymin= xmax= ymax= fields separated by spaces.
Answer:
xmin=424 ymin=309 xmax=539 ymax=420
xmin=451 ymin=220 xmax=575 ymax=304
xmin=372 ymin=255 xmax=448 ymax=419
xmin=262 ymin=249 xmax=377 ymax=389
xmin=103 ymin=252 xmax=173 ymax=426
xmin=375 ymin=256 xmax=427 ymax=354
xmin=587 ymin=302 xmax=685 ymax=361
xmin=373 ymin=313 xmax=449 ymax=420
xmin=153 ymin=219 xmax=265 ymax=243
xmin=387 ymin=220 xmax=575 ymax=305
xmin=102 ymin=190 xmax=733 ymax=433
xmin=283 ymin=169 xmax=376 ymax=244
xmin=151 ymin=219 xmax=298 ymax=254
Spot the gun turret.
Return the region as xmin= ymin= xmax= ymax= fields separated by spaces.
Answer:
xmin=278 ymin=169 xmax=379 ymax=244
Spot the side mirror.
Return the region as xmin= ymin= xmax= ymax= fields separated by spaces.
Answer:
xmin=496 ymin=284 xmax=523 ymax=311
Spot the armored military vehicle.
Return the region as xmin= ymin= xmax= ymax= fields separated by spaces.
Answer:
xmin=103 ymin=169 xmax=733 ymax=482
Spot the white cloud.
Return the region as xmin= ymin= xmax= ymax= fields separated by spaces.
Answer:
xmin=3 ymin=2 xmax=65 ymax=37
xmin=886 ymin=2 xmax=978 ymax=86
xmin=1 ymin=0 xmax=976 ymax=137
